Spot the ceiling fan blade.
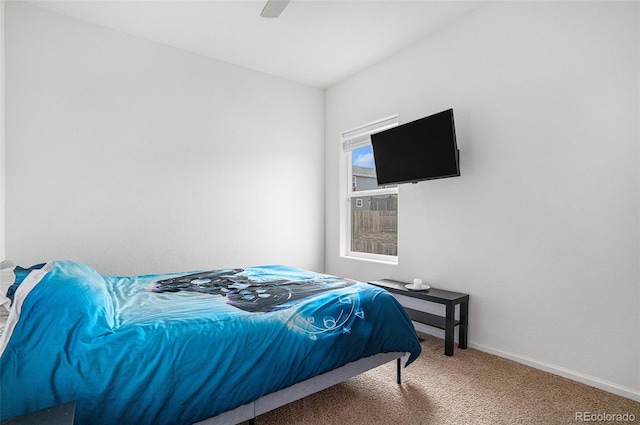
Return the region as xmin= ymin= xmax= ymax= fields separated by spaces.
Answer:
xmin=260 ymin=0 xmax=291 ymax=18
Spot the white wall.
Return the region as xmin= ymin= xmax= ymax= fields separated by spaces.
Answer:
xmin=4 ymin=2 xmax=325 ymax=275
xmin=325 ymin=1 xmax=639 ymax=399
xmin=0 ymin=1 xmax=5 ymax=261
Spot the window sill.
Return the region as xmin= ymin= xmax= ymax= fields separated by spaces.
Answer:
xmin=342 ymin=253 xmax=398 ymax=266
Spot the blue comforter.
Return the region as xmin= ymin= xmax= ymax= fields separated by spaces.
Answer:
xmin=0 ymin=261 xmax=421 ymax=424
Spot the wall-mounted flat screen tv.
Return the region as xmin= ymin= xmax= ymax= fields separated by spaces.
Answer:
xmin=370 ymin=109 xmax=460 ymax=185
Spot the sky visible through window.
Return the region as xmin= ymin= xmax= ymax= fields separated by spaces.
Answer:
xmin=352 ymin=145 xmax=374 ymax=168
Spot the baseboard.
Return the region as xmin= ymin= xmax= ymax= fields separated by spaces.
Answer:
xmin=468 ymin=342 xmax=640 ymax=402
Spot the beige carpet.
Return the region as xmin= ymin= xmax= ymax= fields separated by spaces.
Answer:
xmin=255 ymin=336 xmax=640 ymax=424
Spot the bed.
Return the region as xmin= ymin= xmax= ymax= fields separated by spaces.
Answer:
xmin=0 ymin=261 xmax=421 ymax=424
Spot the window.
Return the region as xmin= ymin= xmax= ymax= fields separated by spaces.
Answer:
xmin=342 ymin=115 xmax=399 ymax=262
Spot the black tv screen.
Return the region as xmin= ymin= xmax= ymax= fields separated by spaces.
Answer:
xmin=370 ymin=109 xmax=460 ymax=185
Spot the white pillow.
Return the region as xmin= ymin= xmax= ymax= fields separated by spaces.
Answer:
xmin=0 ymin=261 xmax=16 ymax=314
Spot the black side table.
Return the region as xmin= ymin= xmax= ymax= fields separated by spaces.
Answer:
xmin=368 ymin=279 xmax=469 ymax=356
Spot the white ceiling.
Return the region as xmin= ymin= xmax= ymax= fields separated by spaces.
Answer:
xmin=29 ymin=0 xmax=487 ymax=89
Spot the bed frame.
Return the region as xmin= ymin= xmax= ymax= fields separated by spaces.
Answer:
xmin=194 ymin=351 xmax=404 ymax=425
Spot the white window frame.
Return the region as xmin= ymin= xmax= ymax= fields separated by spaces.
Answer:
xmin=341 ymin=115 xmax=399 ymax=264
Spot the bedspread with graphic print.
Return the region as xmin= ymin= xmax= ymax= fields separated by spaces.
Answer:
xmin=0 ymin=261 xmax=421 ymax=425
